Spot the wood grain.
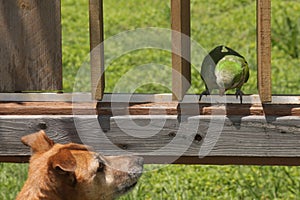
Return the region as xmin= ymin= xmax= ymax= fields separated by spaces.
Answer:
xmin=0 ymin=102 xmax=97 ymax=115
xmin=0 ymin=99 xmax=300 ymax=116
xmin=257 ymin=0 xmax=272 ymax=102
xmin=89 ymin=0 xmax=105 ymax=100
xmin=0 ymin=0 xmax=62 ymax=92
xmin=1 ymin=93 xmax=300 ymax=104
xmin=171 ymin=0 xmax=191 ymax=100
xmin=1 ymin=115 xmax=300 ymax=165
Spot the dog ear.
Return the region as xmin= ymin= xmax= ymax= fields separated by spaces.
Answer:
xmin=49 ymin=148 xmax=77 ymax=173
xmin=21 ymin=130 xmax=54 ymax=154
xmin=49 ymin=149 xmax=77 ymax=187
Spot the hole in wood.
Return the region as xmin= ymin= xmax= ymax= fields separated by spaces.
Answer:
xmin=38 ymin=122 xmax=47 ymax=130
xmin=168 ymin=131 xmax=176 ymax=138
xmin=194 ymin=134 xmax=203 ymax=143
xmin=116 ymin=144 xmax=128 ymax=150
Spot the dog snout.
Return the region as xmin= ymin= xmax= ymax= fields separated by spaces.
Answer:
xmin=128 ymin=165 xmax=143 ymax=178
xmin=133 ymin=156 xmax=144 ymax=167
xmin=129 ymin=157 xmax=143 ymax=178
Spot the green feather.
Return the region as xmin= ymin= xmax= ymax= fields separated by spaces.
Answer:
xmin=215 ymin=55 xmax=249 ymax=91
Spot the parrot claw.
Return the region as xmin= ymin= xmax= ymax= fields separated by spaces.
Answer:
xmin=235 ymin=89 xmax=244 ymax=104
xmin=199 ymin=90 xmax=210 ymax=101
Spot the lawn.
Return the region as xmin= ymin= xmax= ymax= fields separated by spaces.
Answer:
xmin=1 ymin=163 xmax=300 ymax=200
xmin=1 ymin=0 xmax=300 ymax=199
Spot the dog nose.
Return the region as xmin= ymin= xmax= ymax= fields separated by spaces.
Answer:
xmin=129 ymin=157 xmax=144 ymax=178
xmin=129 ymin=166 xmax=143 ymax=178
xmin=135 ymin=157 xmax=144 ymax=166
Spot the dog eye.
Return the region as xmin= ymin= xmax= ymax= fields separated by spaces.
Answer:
xmin=97 ymin=162 xmax=105 ymax=172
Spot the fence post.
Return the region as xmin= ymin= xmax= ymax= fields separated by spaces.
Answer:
xmin=89 ymin=0 xmax=105 ymax=100
xmin=257 ymin=0 xmax=272 ymax=103
xmin=171 ymin=0 xmax=191 ymax=101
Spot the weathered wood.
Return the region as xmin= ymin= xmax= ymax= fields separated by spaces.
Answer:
xmin=0 ymin=115 xmax=300 ymax=165
xmin=0 ymin=102 xmax=97 ymax=115
xmin=0 ymin=101 xmax=300 ymax=116
xmin=257 ymin=0 xmax=272 ymax=102
xmin=3 ymin=156 xmax=300 ymax=166
xmin=89 ymin=0 xmax=105 ymax=100
xmin=97 ymin=102 xmax=300 ymax=116
xmin=0 ymin=94 xmax=300 ymax=116
xmin=171 ymin=0 xmax=191 ymax=100
xmin=1 ymin=93 xmax=300 ymax=104
xmin=0 ymin=93 xmax=91 ymax=102
xmin=0 ymin=0 xmax=62 ymax=92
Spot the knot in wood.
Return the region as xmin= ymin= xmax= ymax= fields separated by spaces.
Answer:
xmin=168 ymin=131 xmax=176 ymax=138
xmin=194 ymin=134 xmax=203 ymax=143
xmin=38 ymin=122 xmax=47 ymax=130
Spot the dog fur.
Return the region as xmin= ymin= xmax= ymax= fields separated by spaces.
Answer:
xmin=16 ymin=130 xmax=143 ymax=200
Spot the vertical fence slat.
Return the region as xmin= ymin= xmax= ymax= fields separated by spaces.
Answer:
xmin=0 ymin=0 xmax=62 ymax=92
xmin=171 ymin=0 xmax=191 ymax=101
xmin=257 ymin=0 xmax=272 ymax=102
xmin=89 ymin=0 xmax=104 ymax=100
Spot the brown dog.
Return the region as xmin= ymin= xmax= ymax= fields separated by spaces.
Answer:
xmin=16 ymin=130 xmax=143 ymax=200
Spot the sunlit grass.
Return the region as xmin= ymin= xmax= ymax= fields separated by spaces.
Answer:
xmin=1 ymin=0 xmax=300 ymax=199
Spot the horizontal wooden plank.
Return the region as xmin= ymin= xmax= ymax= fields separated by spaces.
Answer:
xmin=98 ymin=102 xmax=300 ymax=116
xmin=0 ymin=94 xmax=300 ymax=116
xmin=0 ymin=102 xmax=300 ymax=116
xmin=3 ymin=156 xmax=300 ymax=166
xmin=0 ymin=93 xmax=91 ymax=102
xmin=1 ymin=93 xmax=300 ymax=104
xmin=0 ymin=115 xmax=300 ymax=165
xmin=0 ymin=102 xmax=97 ymax=115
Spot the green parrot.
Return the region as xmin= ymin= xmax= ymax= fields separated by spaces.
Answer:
xmin=199 ymin=45 xmax=249 ymax=104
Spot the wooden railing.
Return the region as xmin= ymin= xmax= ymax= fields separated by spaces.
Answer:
xmin=0 ymin=93 xmax=299 ymax=165
xmin=89 ymin=0 xmax=272 ymax=102
xmin=0 ymin=0 xmax=299 ymax=165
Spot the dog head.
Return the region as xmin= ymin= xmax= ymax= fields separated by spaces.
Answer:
xmin=17 ymin=130 xmax=143 ymax=200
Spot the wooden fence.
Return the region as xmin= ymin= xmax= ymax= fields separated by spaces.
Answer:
xmin=0 ymin=0 xmax=62 ymax=92
xmin=0 ymin=0 xmax=299 ymax=165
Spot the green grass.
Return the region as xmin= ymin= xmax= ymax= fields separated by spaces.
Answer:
xmin=1 ymin=163 xmax=300 ymax=200
xmin=0 ymin=163 xmax=28 ymax=200
xmin=1 ymin=0 xmax=300 ymax=199
xmin=119 ymin=165 xmax=300 ymax=200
